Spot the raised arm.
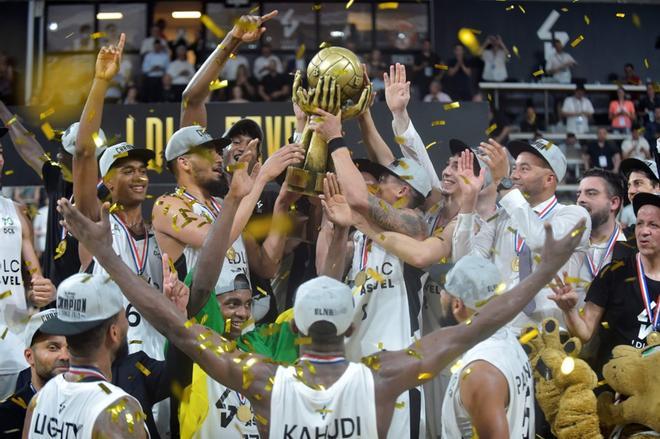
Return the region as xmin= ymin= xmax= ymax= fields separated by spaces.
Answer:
xmin=317 ymin=173 xmax=353 ymax=279
xmin=181 ymin=11 xmax=277 ymax=128
xmin=356 ymin=68 xmax=394 ymax=166
xmin=75 ymin=33 xmax=125 ymax=220
xmin=0 ymin=101 xmax=46 ymax=177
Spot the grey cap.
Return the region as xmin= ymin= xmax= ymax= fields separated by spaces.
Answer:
xmin=385 ymin=158 xmax=433 ymax=198
xmin=293 ymin=276 xmax=354 ymax=336
xmin=620 ymin=158 xmax=659 ymax=183
xmin=164 ymin=125 xmax=225 ymax=162
xmin=444 ymin=255 xmax=505 ymax=309
xmin=98 ymin=142 xmax=155 ymax=177
xmin=61 ymin=122 xmax=107 ymax=157
xmin=24 ymin=309 xmax=59 ymax=349
xmin=508 ymin=138 xmax=568 ymax=182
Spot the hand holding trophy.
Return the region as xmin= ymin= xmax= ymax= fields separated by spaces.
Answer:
xmin=288 ymin=47 xmax=372 ymax=195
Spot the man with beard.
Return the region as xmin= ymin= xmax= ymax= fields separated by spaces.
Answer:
xmin=0 ymin=310 xmax=69 ymax=438
xmin=0 ymin=99 xmax=107 ymax=286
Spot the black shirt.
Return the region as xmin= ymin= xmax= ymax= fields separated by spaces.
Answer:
xmin=0 ymin=352 xmax=171 ymax=438
xmin=585 ymin=141 xmax=620 ymax=171
xmin=442 ymin=58 xmax=473 ymax=101
xmin=260 ymin=73 xmax=289 ymax=101
xmin=586 ymin=254 xmax=660 ymax=373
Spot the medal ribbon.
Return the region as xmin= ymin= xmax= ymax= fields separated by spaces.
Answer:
xmin=112 ymin=214 xmax=149 ymax=275
xmin=513 ymin=196 xmax=558 ymax=255
xmin=68 ymin=365 xmax=108 ymax=381
xmin=636 ymin=253 xmax=659 ymax=331
xmin=299 ymin=354 xmax=347 ymax=364
xmin=359 ymin=237 xmax=371 ymax=272
xmin=179 ymin=188 xmax=221 ymax=219
xmin=585 ymin=225 xmax=621 ymax=277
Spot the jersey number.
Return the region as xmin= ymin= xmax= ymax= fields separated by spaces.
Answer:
xmin=126 ymin=304 xmax=141 ymax=327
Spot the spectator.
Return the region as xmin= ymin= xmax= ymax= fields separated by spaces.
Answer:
xmin=228 ymin=85 xmax=249 ymax=103
xmin=480 ymin=35 xmax=509 ymax=82
xmin=124 ymin=84 xmax=140 ymax=104
xmin=166 ymin=45 xmax=195 ymax=98
xmin=170 ymin=28 xmax=188 ymax=53
xmin=619 ymin=158 xmax=660 ymax=229
xmin=638 ymin=82 xmax=660 ymax=143
xmin=545 ymin=39 xmax=576 ymax=84
xmin=558 ymin=132 xmax=582 ymax=158
xmin=609 ymin=86 xmax=636 ymax=133
xmin=160 ymin=74 xmax=178 ymax=102
xmin=72 ymin=24 xmax=94 ymax=51
xmin=257 ymin=59 xmax=290 ymax=102
xmin=423 ymin=80 xmax=451 ymax=103
xmin=230 ymin=64 xmax=258 ymax=101
xmin=412 ymin=39 xmax=441 ymax=97
xmin=583 ymin=127 xmax=621 ymax=172
xmin=487 ymin=104 xmax=511 ymax=144
xmin=140 ymin=24 xmax=169 ymax=56
xmin=366 ymin=49 xmax=388 ymax=94
xmin=221 ymin=52 xmax=250 ymax=82
xmin=253 ymin=43 xmax=283 ymax=81
xmin=444 ymin=44 xmax=473 ymax=101
xmin=0 ymin=52 xmax=15 ymax=103
xmin=561 ymin=85 xmax=594 ymax=134
xmin=141 ymin=39 xmax=169 ymax=102
xmin=621 ymin=124 xmax=651 ymax=160
xmin=520 ymin=104 xmax=543 ymax=132
xmin=623 ymin=63 xmax=641 ymax=85
xmin=190 ymin=27 xmax=214 ymax=70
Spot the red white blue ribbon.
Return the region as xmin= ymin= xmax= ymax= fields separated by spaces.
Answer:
xmin=585 ymin=225 xmax=621 ymax=278
xmin=636 ymin=253 xmax=659 ymax=331
xmin=112 ymin=214 xmax=149 ymax=275
xmin=179 ymin=188 xmax=222 ymax=219
xmin=513 ymin=196 xmax=558 ymax=255
xmin=359 ymin=237 xmax=371 ymax=272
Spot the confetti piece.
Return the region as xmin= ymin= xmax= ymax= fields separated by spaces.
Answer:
xmin=443 ymin=102 xmax=460 ymax=110
xmin=425 ymin=141 xmax=437 ymax=150
xmin=394 ymin=135 xmax=405 ymax=144
xmin=209 ymin=79 xmax=228 ymax=91
xmin=434 ymin=64 xmax=448 ymax=70
xmin=296 ymin=44 xmax=306 ymax=60
xmin=200 ymin=15 xmax=226 ymax=39
xmin=41 ymin=122 xmax=55 ymax=140
xmin=560 ymin=356 xmax=575 ymax=374
xmin=450 ymin=360 xmax=463 ymax=374
xmin=312 ymin=3 xmax=322 ymax=11
xmin=560 ymin=7 xmax=568 ymax=12
xmin=65 ymin=32 xmax=75 ymax=39
xmin=98 ymin=382 xmax=112 ymax=394
xmin=632 ymin=13 xmax=641 ymax=28
xmin=615 ymin=12 xmax=625 ymax=18
xmin=431 ymin=120 xmax=446 ymax=126
xmin=255 ymin=414 xmax=268 ymax=425
xmin=378 ymin=2 xmax=399 ymax=10
xmin=571 ymin=226 xmax=585 ymax=237
xmin=1 ymin=327 xmax=7 ymax=340
xmin=345 ymin=0 xmax=356 ymax=9
xmin=5 ymin=114 xmax=17 ymax=126
xmin=90 ymin=32 xmax=106 ymax=40
xmin=39 ymin=108 xmax=55 ymax=120
xmin=392 ymin=196 xmax=408 ymax=209
xmin=0 ymin=290 xmax=13 ymax=300
xmin=584 ymin=15 xmax=590 ymax=25
xmin=366 ymin=268 xmax=384 ymax=283
xmin=295 ymin=336 xmax=312 ymax=345
xmin=518 ymin=4 xmax=526 ymax=13
xmin=319 ymin=41 xmax=331 ymax=49
xmin=394 ymin=401 xmax=406 ymax=409
xmin=601 ymin=321 xmax=609 ymax=329
xmin=644 ymin=58 xmax=650 ymax=69
xmin=570 ymin=35 xmax=584 ymax=48
xmin=462 ymin=367 xmax=473 ymax=379
xmin=406 ymin=348 xmax=422 ymax=360
xmin=92 ymin=132 xmax=105 ymax=148
xmin=10 ymin=396 xmax=26 ymax=409
xmin=135 ymin=361 xmax=151 ymax=376
xmin=362 ymin=354 xmax=381 ymax=370
xmin=108 ymin=202 xmax=124 ymax=214
xmin=512 ymin=46 xmax=520 ymax=57
xmin=505 ymin=5 xmax=514 ymax=11
xmin=129 ymin=340 xmax=143 ymax=345
xmin=518 ymin=328 xmax=539 ymax=344
xmin=3 ymin=170 xmax=13 ymax=176
xmin=485 ymin=123 xmax=497 ymax=135
xmin=532 ymin=69 xmax=545 ymax=77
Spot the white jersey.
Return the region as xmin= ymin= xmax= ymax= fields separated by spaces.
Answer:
xmin=346 ymin=231 xmax=425 ymax=439
xmin=269 ymin=363 xmax=378 ymax=439
xmin=182 ymin=195 xmax=250 ymax=294
xmin=0 ymin=196 xmax=28 ymax=374
xmin=195 ymin=372 xmax=259 ymax=438
xmin=441 ymin=328 xmax=535 ymax=439
xmin=91 ymin=215 xmax=165 ymax=360
xmin=28 ymin=374 xmax=147 ymax=438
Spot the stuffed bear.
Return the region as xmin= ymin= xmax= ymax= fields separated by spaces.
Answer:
xmin=521 ymin=318 xmax=602 ymax=439
xmin=597 ymin=332 xmax=660 ymax=438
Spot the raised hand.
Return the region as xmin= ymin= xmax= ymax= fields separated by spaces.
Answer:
xmin=259 ymin=143 xmax=306 ymax=182
xmin=95 ymin=33 xmax=125 ymax=81
xmin=384 ymin=63 xmax=410 ymax=115
xmin=456 ymin=150 xmax=485 ymax=209
xmin=478 ymin=138 xmax=509 ymax=184
xmin=28 ymin=275 xmax=56 ymax=307
xmin=308 ymin=107 xmax=342 ymax=143
xmin=320 ymin=173 xmax=353 ymax=228
xmin=162 ymin=253 xmax=189 ymax=315
xmin=342 ymin=82 xmax=373 ymax=120
xmin=57 ymin=198 xmax=113 ymax=250
xmin=227 ymin=149 xmax=260 ymax=199
xmin=230 ymin=10 xmax=278 ymax=43
xmin=538 ymin=219 xmax=587 ymax=275
xmin=548 ymin=272 xmax=579 ymax=312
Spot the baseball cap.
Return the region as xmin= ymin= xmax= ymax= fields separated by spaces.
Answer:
xmin=24 ymin=309 xmax=58 ymax=348
xmin=61 ymin=122 xmax=107 ymax=157
xmin=444 ymin=255 xmax=504 ymax=309
xmin=507 ymin=138 xmax=567 ymax=182
xmin=40 ymin=273 xmax=124 ymax=336
xmin=353 ymin=158 xmax=386 ymax=180
xmin=620 ymin=158 xmax=659 ymax=183
xmin=99 ymin=142 xmax=155 ymax=177
xmin=216 ymin=273 xmax=252 ymax=296
xmin=448 ymin=138 xmax=493 ymax=188
xmin=164 ymin=125 xmax=226 ymax=162
xmin=633 ymin=192 xmax=660 ymax=215
xmin=217 ymin=118 xmax=264 ymax=151
xmin=384 ymin=158 xmax=433 ymax=198
xmin=293 ymin=276 xmax=354 ymax=336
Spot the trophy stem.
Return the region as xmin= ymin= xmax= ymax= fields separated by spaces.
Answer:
xmin=286 ymin=130 xmax=327 ymax=196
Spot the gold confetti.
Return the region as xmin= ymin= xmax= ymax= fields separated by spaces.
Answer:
xmin=632 ymin=13 xmax=641 ymax=29
xmin=41 ymin=122 xmax=55 ymax=140
xmin=362 ymin=354 xmax=381 ymax=370
xmin=505 ymin=5 xmax=514 ymax=11
xmin=0 ymin=290 xmax=13 ymax=300
xmin=200 ymin=15 xmax=225 ymax=38
xmin=0 ymin=327 xmax=8 ymax=340
xmin=425 ymin=141 xmax=437 ymax=150
xmin=5 ymin=114 xmax=17 ymax=126
xmin=108 ymin=202 xmax=124 ymax=214
xmin=578 ymin=307 xmax=585 ymax=316
xmin=560 ymin=7 xmax=569 ymax=12
xmin=394 ymin=401 xmax=406 ymax=409
xmin=255 ymin=414 xmax=268 ymax=425
xmin=129 ymin=340 xmax=143 ymax=345
xmin=39 ymin=108 xmax=55 ymax=120
xmin=450 ymin=360 xmax=463 ymax=374
xmin=312 ymin=3 xmax=322 ymax=11
xmin=394 ymin=135 xmax=405 ymax=144
xmin=485 ymin=123 xmax=497 ymax=135
xmin=345 ymin=0 xmax=356 ymax=9
xmin=431 ymin=120 xmax=446 ymax=126
xmin=462 ymin=367 xmax=473 ymax=379
xmin=135 ymin=361 xmax=151 ymax=376
xmin=366 ymin=267 xmax=384 ymax=283
xmin=512 ymin=46 xmax=519 ymax=57
xmin=615 ymin=12 xmax=625 ymax=19
xmin=378 ymin=2 xmax=399 ymax=10
xmin=392 ymin=196 xmax=408 ymax=209
xmin=417 ymin=372 xmax=432 ymax=380
xmin=518 ymin=328 xmax=539 ymax=344
xmin=518 ymin=4 xmax=526 ymax=13
xmin=434 ymin=64 xmax=448 ymax=70
xmin=209 ymin=79 xmax=228 ymax=91
xmin=98 ymin=383 xmax=112 ymax=394
xmin=570 ymin=35 xmax=584 ymax=48
xmin=65 ymin=32 xmax=75 ymax=39
xmin=601 ymin=321 xmax=609 ymax=329
xmin=296 ymin=44 xmax=306 ymax=60
xmin=319 ymin=41 xmax=330 ymax=49
xmin=560 ymin=356 xmax=575 ymax=374
xmin=571 ymin=226 xmax=586 ymax=237
xmin=90 ymin=32 xmax=106 ymax=40
xmin=443 ymin=102 xmax=460 ymax=110
xmin=295 ymin=336 xmax=312 ymax=346
xmin=10 ymin=396 xmax=26 ymax=409
xmin=532 ymin=69 xmax=545 ymax=77
xmin=3 ymin=170 xmax=13 ymax=176
xmin=406 ymin=348 xmax=422 ymax=360
xmin=644 ymin=58 xmax=650 ymax=69
xmin=584 ymin=15 xmax=590 ymax=25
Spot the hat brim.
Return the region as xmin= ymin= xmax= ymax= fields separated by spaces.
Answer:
xmin=112 ymin=148 xmax=155 ymax=167
xmin=620 ymin=158 xmax=659 ymax=182
xmin=633 ymin=192 xmax=660 ymax=215
xmin=39 ymin=315 xmax=108 ymax=336
xmin=449 ymin=138 xmax=481 ymax=174
xmin=353 ymin=158 xmax=388 ymax=180
xmin=507 ymin=140 xmax=553 ymax=169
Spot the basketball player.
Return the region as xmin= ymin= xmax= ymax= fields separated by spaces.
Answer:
xmin=0 ymin=145 xmax=56 ymax=399
xmin=56 ymin=191 xmax=585 ymax=439
xmin=22 ymin=274 xmax=147 ymax=438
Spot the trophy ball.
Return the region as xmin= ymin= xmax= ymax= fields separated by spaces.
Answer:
xmin=306 ymin=47 xmax=365 ymax=103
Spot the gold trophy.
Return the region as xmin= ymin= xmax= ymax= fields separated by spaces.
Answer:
xmin=288 ymin=46 xmax=372 ymax=195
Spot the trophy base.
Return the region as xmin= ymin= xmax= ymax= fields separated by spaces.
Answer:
xmin=286 ymin=166 xmax=324 ymax=196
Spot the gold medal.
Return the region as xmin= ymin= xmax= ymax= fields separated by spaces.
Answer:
xmin=354 ymin=271 xmax=367 ymax=287
xmin=54 ymin=239 xmax=67 ymax=260
xmin=226 ymin=247 xmax=236 ymax=261
xmin=236 ymin=404 xmax=253 ymax=423
xmin=511 ymin=256 xmax=520 ymax=272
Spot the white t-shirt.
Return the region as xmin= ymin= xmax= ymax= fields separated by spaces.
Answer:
xmin=481 ymin=49 xmax=508 ymax=82
xmin=621 ymin=137 xmax=650 ymax=160
xmin=546 ymin=51 xmax=575 ymax=83
xmin=166 ymin=60 xmax=195 ymax=85
xmin=562 ymin=96 xmax=594 ymax=134
xmin=221 ymin=55 xmax=250 ymax=81
xmin=253 ymin=55 xmax=283 ymax=81
xmin=423 ymin=92 xmax=452 ymax=103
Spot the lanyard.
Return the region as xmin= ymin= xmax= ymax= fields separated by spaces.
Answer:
xmin=178 ymin=188 xmax=221 ymax=219
xmin=585 ymin=225 xmax=621 ymax=278
xmin=513 ymin=196 xmax=558 ymax=255
xmin=636 ymin=253 xmax=659 ymax=331
xmin=112 ymin=214 xmax=149 ymax=275
xmin=359 ymin=237 xmax=371 ymax=272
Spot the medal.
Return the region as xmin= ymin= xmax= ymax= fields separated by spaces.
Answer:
xmin=226 ymin=247 xmax=236 ymax=261
xmin=236 ymin=404 xmax=253 ymax=423
xmin=511 ymin=256 xmax=520 ymax=272
xmin=54 ymin=239 xmax=67 ymax=260
xmin=355 ymin=271 xmax=367 ymax=287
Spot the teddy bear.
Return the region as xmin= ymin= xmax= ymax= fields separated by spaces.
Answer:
xmin=597 ymin=332 xmax=660 ymax=438
xmin=520 ymin=318 xmax=602 ymax=439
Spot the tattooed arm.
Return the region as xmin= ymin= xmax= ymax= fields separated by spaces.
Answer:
xmin=366 ymin=195 xmax=428 ymax=240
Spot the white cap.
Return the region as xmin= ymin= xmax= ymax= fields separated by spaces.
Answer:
xmin=293 ymin=276 xmax=354 ymax=336
xmin=98 ymin=142 xmax=155 ymax=177
xmin=508 ymin=138 xmax=567 ymax=182
xmin=40 ymin=273 xmax=124 ymax=336
xmin=385 ymin=158 xmax=433 ymax=198
xmin=164 ymin=125 xmax=225 ymax=162
xmin=61 ymin=122 xmax=107 ymax=157
xmin=24 ymin=309 xmax=59 ymax=349
xmin=444 ymin=255 xmax=504 ymax=310
xmin=620 ymin=158 xmax=659 ymax=183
